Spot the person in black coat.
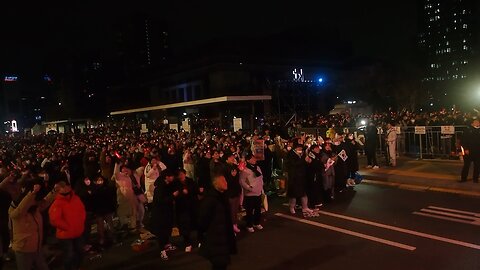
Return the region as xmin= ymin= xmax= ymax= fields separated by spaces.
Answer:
xmin=91 ymin=176 xmax=117 ymax=246
xmin=460 ymin=119 xmax=480 ymax=182
xmin=365 ymin=122 xmax=379 ymax=168
xmin=345 ymin=134 xmax=360 ymax=185
xmin=197 ymin=174 xmax=237 ymax=270
xmin=150 ymin=170 xmax=179 ymax=260
xmin=223 ymin=152 xmax=242 ymax=234
xmin=197 ymin=151 xmax=212 ymax=195
xmin=286 ymin=143 xmax=314 ymax=215
xmin=75 ymin=177 xmax=94 ymax=248
xmin=175 ymin=169 xmax=198 ymax=252
xmin=305 ymin=144 xmax=324 ymax=208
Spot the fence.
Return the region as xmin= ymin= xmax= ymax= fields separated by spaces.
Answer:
xmin=297 ymin=125 xmax=468 ymax=160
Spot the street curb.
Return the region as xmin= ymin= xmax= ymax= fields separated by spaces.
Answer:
xmin=362 ymin=179 xmax=480 ymax=198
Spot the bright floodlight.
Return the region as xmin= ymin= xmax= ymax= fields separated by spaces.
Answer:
xmin=318 ymin=78 xmax=323 ymax=83
xmin=361 ymin=120 xmax=366 ymax=125
xmin=183 ymin=112 xmax=187 ymax=116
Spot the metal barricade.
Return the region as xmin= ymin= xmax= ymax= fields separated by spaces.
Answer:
xmin=297 ymin=125 xmax=467 ymax=160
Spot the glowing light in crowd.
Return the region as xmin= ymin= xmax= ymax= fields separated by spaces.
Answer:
xmin=292 ymin=68 xmax=304 ymax=82
xmin=11 ymin=120 xmax=18 ymax=132
xmin=4 ymin=76 xmax=17 ymax=82
xmin=318 ymin=78 xmax=323 ymax=83
xmin=361 ymin=120 xmax=366 ymax=125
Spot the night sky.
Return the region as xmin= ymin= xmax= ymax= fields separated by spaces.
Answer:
xmin=1 ymin=1 xmax=418 ymax=76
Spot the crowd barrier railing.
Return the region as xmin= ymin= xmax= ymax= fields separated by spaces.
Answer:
xmin=297 ymin=125 xmax=468 ymax=160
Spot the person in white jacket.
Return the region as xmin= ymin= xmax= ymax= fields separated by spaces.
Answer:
xmin=386 ymin=123 xmax=397 ymax=167
xmin=144 ymin=157 xmax=167 ymax=204
xmin=113 ymin=162 xmax=140 ymax=231
xmin=239 ymin=153 xmax=264 ymax=233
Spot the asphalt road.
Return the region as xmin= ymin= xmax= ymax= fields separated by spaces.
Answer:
xmin=5 ymin=183 xmax=480 ymax=270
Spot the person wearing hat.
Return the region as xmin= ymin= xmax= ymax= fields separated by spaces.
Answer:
xmin=239 ymin=152 xmax=264 ymax=233
xmin=285 ymin=143 xmax=314 ymax=215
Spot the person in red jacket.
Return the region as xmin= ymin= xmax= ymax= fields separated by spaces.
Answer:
xmin=49 ymin=181 xmax=86 ymax=270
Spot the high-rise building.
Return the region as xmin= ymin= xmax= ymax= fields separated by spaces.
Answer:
xmin=113 ymin=14 xmax=169 ymax=71
xmin=418 ymin=0 xmax=480 ymax=105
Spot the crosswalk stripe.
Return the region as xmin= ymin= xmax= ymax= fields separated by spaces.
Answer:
xmin=414 ymin=206 xmax=480 ymax=226
xmin=275 ymin=213 xmax=416 ymax=251
xmin=418 ymin=209 xmax=476 ymax=221
xmin=427 ymin=206 xmax=480 ymax=217
xmin=413 ymin=212 xmax=476 ymax=225
xmin=316 ymin=210 xmax=480 ymax=250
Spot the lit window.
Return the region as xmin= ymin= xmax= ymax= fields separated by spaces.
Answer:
xmin=463 ymin=45 xmax=468 ymax=50
xmin=463 ymin=39 xmax=466 ymax=43
xmin=446 ymin=41 xmax=449 ymax=45
xmin=463 ymin=24 xmax=467 ymax=29
xmin=446 ymin=48 xmax=450 ymax=52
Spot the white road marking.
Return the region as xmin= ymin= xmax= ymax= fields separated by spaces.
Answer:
xmin=317 ymin=210 xmax=480 ymax=250
xmin=413 ymin=212 xmax=475 ymax=225
xmin=413 ymin=206 xmax=480 ymax=226
xmin=275 ymin=213 xmax=416 ymax=251
xmin=427 ymin=206 xmax=480 ymax=217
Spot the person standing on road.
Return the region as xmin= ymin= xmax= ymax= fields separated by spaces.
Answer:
xmin=365 ymin=122 xmax=379 ymax=169
xmin=239 ymin=153 xmax=264 ymax=233
xmin=197 ymin=174 xmax=237 ymax=270
xmin=286 ymin=143 xmax=314 ymax=215
xmin=306 ymin=144 xmax=324 ymax=208
xmin=49 ymin=181 xmax=86 ymax=270
xmin=386 ymin=122 xmax=397 ymax=167
xmin=150 ymin=170 xmax=179 ymax=260
xmin=460 ymin=119 xmax=480 ymax=183
xmin=223 ymin=152 xmax=242 ymax=234
xmin=175 ymin=169 xmax=198 ymax=253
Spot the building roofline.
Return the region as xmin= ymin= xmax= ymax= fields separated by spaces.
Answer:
xmin=110 ymin=95 xmax=272 ymax=115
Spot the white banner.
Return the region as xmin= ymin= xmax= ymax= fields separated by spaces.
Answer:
xmin=169 ymin=124 xmax=178 ymax=131
xmin=441 ymin=126 xmax=455 ymax=135
xmin=233 ymin=118 xmax=242 ymax=132
xmin=414 ymin=126 xmax=426 ymax=135
xmin=182 ymin=120 xmax=190 ymax=133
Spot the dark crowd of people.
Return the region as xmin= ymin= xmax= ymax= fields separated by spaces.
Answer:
xmin=285 ymin=107 xmax=475 ymax=129
xmin=1 ymin=107 xmax=478 ymax=270
xmin=0 ymin=116 xmax=371 ymax=270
